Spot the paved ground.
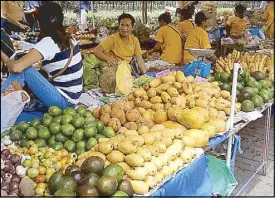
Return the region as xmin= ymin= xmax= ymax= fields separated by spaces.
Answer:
xmin=231 ymin=116 xmax=274 ymax=196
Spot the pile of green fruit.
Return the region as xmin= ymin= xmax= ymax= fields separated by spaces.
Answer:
xmin=48 ymin=156 xmax=133 ymax=197
xmin=8 ymin=105 xmax=116 ymax=155
xmin=207 ymin=70 xmax=274 ymax=112
xmin=83 ymin=55 xmax=108 ymax=92
xmin=133 ymin=75 xmax=154 ymax=88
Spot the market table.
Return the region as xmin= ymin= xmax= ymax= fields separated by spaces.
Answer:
xmin=150 ymin=154 xmax=213 ymax=196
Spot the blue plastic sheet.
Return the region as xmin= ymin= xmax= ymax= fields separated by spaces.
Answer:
xmin=225 ymin=135 xmax=243 ymax=173
xmin=15 ymin=110 xmax=45 ymax=124
xmin=208 ymin=131 xmax=230 ymax=150
xmin=151 ymin=154 xmax=213 ymax=196
xmin=145 ymin=61 xmax=211 ymax=78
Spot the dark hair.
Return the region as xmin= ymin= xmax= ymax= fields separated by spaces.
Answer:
xmin=180 ymin=6 xmax=194 ymax=20
xmin=118 ymin=13 xmax=135 ymax=26
xmin=235 ymin=4 xmax=246 ymax=19
xmin=195 ymin=12 xmax=208 ymax=26
xmin=158 ymin=12 xmax=172 ymax=24
xmin=37 ymin=2 xmax=72 ymax=50
xmin=175 ymin=8 xmax=181 ymax=16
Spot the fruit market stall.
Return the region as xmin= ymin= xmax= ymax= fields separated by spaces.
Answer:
xmin=2 ymin=3 xmax=274 ymax=197
xmin=2 ymin=63 xmax=273 ymax=196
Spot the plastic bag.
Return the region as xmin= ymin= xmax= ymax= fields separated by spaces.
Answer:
xmin=183 ymin=61 xmax=211 ymax=78
xmin=1 ymin=90 xmax=30 ymax=132
xmin=115 ymin=60 xmax=133 ymax=95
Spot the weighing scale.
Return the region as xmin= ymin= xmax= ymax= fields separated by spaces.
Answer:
xmin=183 ymin=48 xmax=215 ymax=77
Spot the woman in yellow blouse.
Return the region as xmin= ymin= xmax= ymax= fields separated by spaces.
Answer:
xmin=93 ymin=13 xmax=146 ymax=75
xmin=177 ymin=5 xmax=195 ymax=37
xmin=183 ymin=12 xmax=218 ymax=65
xmin=148 ymin=12 xmax=182 ymax=64
xmin=225 ymin=4 xmax=249 ymax=38
xmin=264 ymin=1 xmax=274 ymax=40
xmin=1 ymin=1 xmax=30 ymax=34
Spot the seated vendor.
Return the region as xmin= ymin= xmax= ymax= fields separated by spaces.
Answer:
xmin=1 ymin=1 xmax=31 ymax=34
xmin=93 ymin=13 xmax=146 ymax=76
xmin=263 ymin=1 xmax=274 ymax=40
xmin=224 ymin=4 xmax=249 ymax=38
xmin=177 ymin=5 xmax=195 ymax=37
xmin=1 ymin=2 xmax=83 ymax=111
xmin=148 ymin=12 xmax=182 ymax=65
xmin=183 ymin=12 xmax=218 ymax=65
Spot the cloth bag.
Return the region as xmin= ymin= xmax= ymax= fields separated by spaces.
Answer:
xmin=1 ymin=90 xmax=30 ymax=132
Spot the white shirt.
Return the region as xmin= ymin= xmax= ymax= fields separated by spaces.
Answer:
xmin=33 ymin=37 xmax=83 ymax=104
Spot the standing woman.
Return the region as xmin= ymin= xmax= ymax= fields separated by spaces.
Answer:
xmin=1 ymin=2 xmax=83 ymax=113
xmin=1 ymin=1 xmax=30 ymax=34
xmin=148 ymin=12 xmax=183 ymax=65
xmin=177 ymin=5 xmax=195 ymax=37
xmin=93 ymin=13 xmax=146 ymax=75
xmin=224 ymin=4 xmax=249 ymax=38
xmin=263 ymin=1 xmax=274 ymax=40
xmin=183 ymin=12 xmax=218 ymax=65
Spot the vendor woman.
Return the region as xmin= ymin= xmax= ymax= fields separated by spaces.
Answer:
xmin=224 ymin=4 xmax=249 ymax=38
xmin=93 ymin=13 xmax=146 ymax=76
xmin=148 ymin=12 xmax=183 ymax=65
xmin=1 ymin=2 xmax=83 ymax=110
xmin=1 ymin=1 xmax=31 ymax=34
xmin=263 ymin=1 xmax=274 ymax=40
xmin=183 ymin=12 xmax=218 ymax=65
xmin=177 ymin=5 xmax=195 ymax=37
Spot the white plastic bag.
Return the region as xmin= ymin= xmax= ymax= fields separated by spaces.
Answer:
xmin=1 ymin=90 xmax=30 ymax=132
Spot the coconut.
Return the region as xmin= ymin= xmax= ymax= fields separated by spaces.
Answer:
xmin=100 ymin=113 xmax=111 ymax=126
xmin=100 ymin=104 xmax=112 ymax=115
xmin=92 ymin=108 xmax=101 ymax=119
xmin=126 ymin=109 xmax=141 ymax=122
xmin=111 ymin=107 xmax=125 ymax=119
xmin=124 ymin=122 xmax=138 ymax=130
xmin=108 ymin=118 xmax=121 ymax=132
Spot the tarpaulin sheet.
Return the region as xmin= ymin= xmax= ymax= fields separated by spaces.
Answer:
xmin=151 ymin=154 xmax=213 ymax=196
xmin=15 ymin=110 xmax=45 ymax=124
xmin=208 ymin=131 xmax=230 ymax=150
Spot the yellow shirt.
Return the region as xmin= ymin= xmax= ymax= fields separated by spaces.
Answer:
xmin=99 ymin=33 xmax=142 ymax=63
xmin=264 ymin=4 xmax=274 ymax=39
xmin=1 ymin=1 xmax=25 ymax=22
xmin=177 ymin=20 xmax=194 ymax=36
xmin=225 ymin=16 xmax=249 ymax=38
xmin=154 ymin=25 xmax=183 ymax=64
xmin=183 ymin=26 xmax=211 ymax=65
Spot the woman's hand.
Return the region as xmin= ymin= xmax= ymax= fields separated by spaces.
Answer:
xmin=147 ymin=49 xmax=154 ymax=55
xmin=19 ymin=23 xmax=30 ymax=32
xmin=107 ymin=58 xmax=118 ymax=66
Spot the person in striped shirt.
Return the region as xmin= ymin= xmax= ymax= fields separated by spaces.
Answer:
xmin=1 ymin=2 xmax=83 ymax=110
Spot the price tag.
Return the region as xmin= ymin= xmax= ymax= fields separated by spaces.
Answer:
xmin=194 ymin=76 xmax=208 ymax=82
xmin=155 ymin=69 xmax=171 ymax=78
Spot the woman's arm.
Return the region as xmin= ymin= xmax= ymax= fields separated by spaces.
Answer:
xmin=1 ymin=1 xmax=29 ymax=30
xmin=263 ymin=6 xmax=269 ymax=21
xmin=1 ymin=49 xmax=43 ymax=73
xmin=148 ymin=42 xmax=162 ymax=54
xmin=93 ymin=45 xmax=116 ymax=64
xmin=24 ymin=8 xmax=37 ymax=14
xmin=135 ymin=54 xmax=146 ymax=74
xmin=207 ymin=54 xmax=218 ymax=64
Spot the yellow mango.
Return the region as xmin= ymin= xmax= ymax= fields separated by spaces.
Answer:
xmin=160 ymin=75 xmax=176 ymax=83
xmin=149 ymin=78 xmax=161 ymax=88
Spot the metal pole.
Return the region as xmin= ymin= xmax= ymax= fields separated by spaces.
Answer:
xmin=262 ymin=105 xmax=271 ymax=175
xmin=226 ymin=63 xmax=242 ymax=168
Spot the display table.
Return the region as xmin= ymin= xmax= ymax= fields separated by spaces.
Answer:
xmin=150 ymin=154 xmax=213 ymax=196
